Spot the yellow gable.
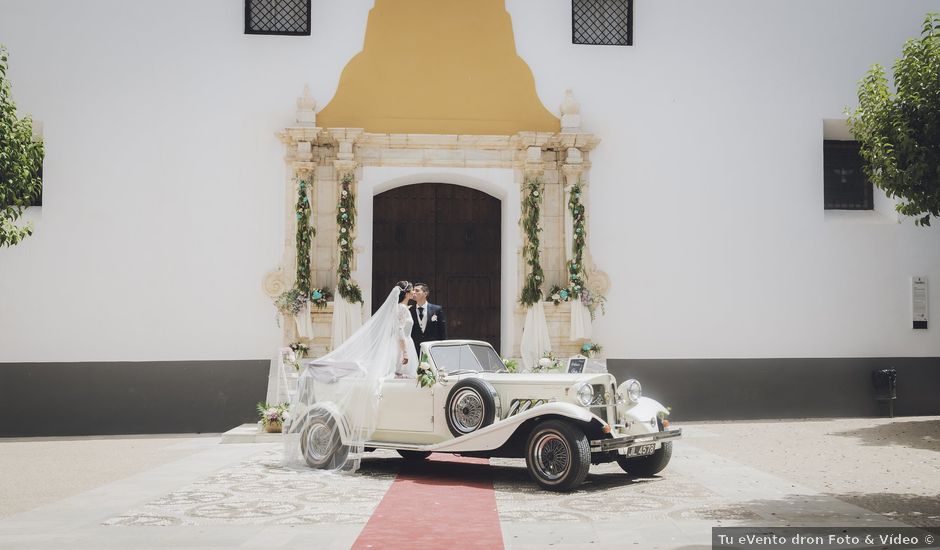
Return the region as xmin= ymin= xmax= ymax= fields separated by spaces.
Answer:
xmin=317 ymin=0 xmax=560 ymax=135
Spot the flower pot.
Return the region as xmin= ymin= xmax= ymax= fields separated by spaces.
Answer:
xmin=265 ymin=421 xmax=282 ymax=433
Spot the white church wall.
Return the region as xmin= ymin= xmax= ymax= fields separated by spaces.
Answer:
xmin=0 ymin=0 xmax=938 ymax=363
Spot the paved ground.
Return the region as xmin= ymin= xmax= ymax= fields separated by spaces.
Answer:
xmin=0 ymin=416 xmax=937 ymax=549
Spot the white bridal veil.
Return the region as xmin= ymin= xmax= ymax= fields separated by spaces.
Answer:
xmin=284 ymin=287 xmax=402 ymax=472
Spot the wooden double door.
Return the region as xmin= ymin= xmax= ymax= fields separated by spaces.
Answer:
xmin=372 ymin=183 xmax=501 ymax=351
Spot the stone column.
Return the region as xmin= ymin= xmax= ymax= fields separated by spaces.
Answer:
xmin=561 ymin=150 xmax=585 ymax=270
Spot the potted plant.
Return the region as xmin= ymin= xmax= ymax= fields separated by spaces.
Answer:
xmin=257 ymin=402 xmax=290 ymax=433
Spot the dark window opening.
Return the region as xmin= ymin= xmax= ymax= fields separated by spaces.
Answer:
xmin=824 ymin=140 xmax=873 ymax=210
xmin=573 ymin=0 xmax=633 ymax=46
xmin=245 ymin=0 xmax=311 ymax=36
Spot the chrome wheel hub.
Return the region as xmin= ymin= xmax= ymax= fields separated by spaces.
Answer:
xmin=305 ymin=422 xmax=334 ymax=461
xmin=450 ymin=388 xmax=484 ymax=433
xmin=533 ymin=432 xmax=570 ymax=480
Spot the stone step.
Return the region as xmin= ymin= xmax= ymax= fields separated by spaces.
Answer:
xmin=220 ymin=423 xmax=284 ymax=444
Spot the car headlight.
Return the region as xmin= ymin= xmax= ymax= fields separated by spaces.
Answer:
xmin=576 ymin=383 xmax=594 ymax=406
xmin=618 ymin=379 xmax=642 ymax=404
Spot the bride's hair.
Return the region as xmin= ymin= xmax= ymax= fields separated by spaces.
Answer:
xmin=396 ymin=280 xmax=413 ymax=302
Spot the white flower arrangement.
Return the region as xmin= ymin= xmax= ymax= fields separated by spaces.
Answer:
xmin=257 ymin=402 xmax=290 ymax=430
xmin=533 ymin=351 xmax=561 ymax=372
xmin=416 ymin=353 xmax=437 ymax=388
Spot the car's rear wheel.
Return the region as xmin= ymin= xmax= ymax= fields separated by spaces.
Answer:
xmin=396 ymin=450 xmax=432 ymax=461
xmin=300 ymin=410 xmax=349 ymax=469
xmin=445 ymin=378 xmax=499 ymax=437
xmin=525 ymin=420 xmax=591 ymax=492
xmin=616 ymin=441 xmax=672 ymax=477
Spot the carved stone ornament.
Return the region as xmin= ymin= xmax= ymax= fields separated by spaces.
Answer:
xmin=296 ymin=84 xmax=317 ymax=127
xmin=263 ymin=266 xmax=288 ymax=298
xmin=560 ymin=89 xmax=582 ymax=132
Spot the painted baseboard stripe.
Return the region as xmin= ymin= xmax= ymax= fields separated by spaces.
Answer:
xmin=352 ymin=454 xmax=504 ymax=550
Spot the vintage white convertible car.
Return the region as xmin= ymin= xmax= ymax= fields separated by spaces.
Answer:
xmin=291 ymin=340 xmax=681 ymax=492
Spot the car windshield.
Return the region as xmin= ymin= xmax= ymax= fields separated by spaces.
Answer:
xmin=429 ymin=343 xmax=504 ymax=373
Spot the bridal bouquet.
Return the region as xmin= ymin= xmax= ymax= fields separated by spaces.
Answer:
xmin=416 ymin=353 xmax=436 ymax=388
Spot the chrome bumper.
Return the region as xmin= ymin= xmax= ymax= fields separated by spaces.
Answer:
xmin=589 ymin=428 xmax=682 ymax=452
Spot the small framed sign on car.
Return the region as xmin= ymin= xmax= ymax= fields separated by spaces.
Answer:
xmin=567 ymin=356 xmax=587 ymax=374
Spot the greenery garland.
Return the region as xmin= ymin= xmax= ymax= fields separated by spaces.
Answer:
xmin=295 ymin=179 xmax=313 ymax=295
xmin=519 ymin=178 xmax=544 ymax=307
xmin=547 ymin=181 xmax=606 ymax=320
xmin=567 ymin=181 xmax=586 ymax=295
xmin=336 ymin=173 xmax=363 ymax=304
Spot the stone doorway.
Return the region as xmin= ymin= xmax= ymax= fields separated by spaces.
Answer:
xmin=372 ymin=183 xmax=501 ymax=351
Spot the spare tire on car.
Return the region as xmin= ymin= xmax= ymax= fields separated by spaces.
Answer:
xmin=444 ymin=377 xmax=500 ymax=437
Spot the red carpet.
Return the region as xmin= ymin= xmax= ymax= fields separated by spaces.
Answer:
xmin=351 ymin=454 xmax=505 ymax=550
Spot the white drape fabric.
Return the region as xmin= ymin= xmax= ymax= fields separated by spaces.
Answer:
xmin=285 ymin=288 xmax=400 ymax=472
xmin=331 ymin=291 xmax=363 ymax=349
xmin=294 ymin=302 xmax=314 ymax=339
xmin=520 ymin=301 xmax=552 ymax=372
xmin=570 ymin=300 xmax=593 ymax=340
xmin=270 ymin=349 xmax=299 ymax=405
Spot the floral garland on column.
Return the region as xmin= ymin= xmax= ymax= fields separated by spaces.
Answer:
xmin=549 ymin=181 xmax=606 ymax=319
xmin=519 ymin=178 xmax=544 ymax=307
xmin=295 ymin=178 xmax=313 ymax=295
xmin=336 ymin=173 xmax=363 ymax=304
xmin=274 ymin=176 xmax=333 ymax=323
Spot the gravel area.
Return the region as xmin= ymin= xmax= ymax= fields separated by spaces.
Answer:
xmin=683 ymin=416 xmax=940 ymax=527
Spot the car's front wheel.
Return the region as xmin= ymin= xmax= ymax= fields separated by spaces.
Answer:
xmin=300 ymin=410 xmax=349 ymax=469
xmin=524 ymin=420 xmax=591 ymax=492
xmin=616 ymin=441 xmax=672 ymax=477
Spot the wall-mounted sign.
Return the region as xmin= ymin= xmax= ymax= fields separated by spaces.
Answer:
xmin=913 ymin=276 xmax=928 ymax=330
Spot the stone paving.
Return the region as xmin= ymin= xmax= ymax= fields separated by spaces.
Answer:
xmin=1 ymin=416 xmax=937 ymax=549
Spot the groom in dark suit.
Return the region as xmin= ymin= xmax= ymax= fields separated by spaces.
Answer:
xmin=410 ymin=282 xmax=446 ymax=356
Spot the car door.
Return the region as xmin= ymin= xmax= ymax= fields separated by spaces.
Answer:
xmin=375 ymin=378 xmax=435 ymax=433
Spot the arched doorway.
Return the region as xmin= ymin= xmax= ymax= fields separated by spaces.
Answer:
xmin=372 ymin=183 xmax=501 ymax=351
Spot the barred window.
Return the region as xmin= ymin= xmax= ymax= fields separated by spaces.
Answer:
xmin=572 ymin=0 xmax=633 ymax=46
xmin=245 ymin=0 xmax=310 ymax=36
xmin=824 ymin=140 xmax=873 ymax=210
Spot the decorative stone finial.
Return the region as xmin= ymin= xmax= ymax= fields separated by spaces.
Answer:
xmin=560 ymin=89 xmax=581 ymax=132
xmin=296 ymin=84 xmax=317 ymax=127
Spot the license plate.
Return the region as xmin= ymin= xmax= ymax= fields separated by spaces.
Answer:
xmin=623 ymin=443 xmax=655 ymax=457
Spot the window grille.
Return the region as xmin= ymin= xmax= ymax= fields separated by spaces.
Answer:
xmin=572 ymin=0 xmax=633 ymax=46
xmin=245 ymin=0 xmax=311 ymax=36
xmin=824 ymin=140 xmax=873 ymax=210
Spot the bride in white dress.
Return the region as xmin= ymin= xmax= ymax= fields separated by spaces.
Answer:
xmin=286 ymin=280 xmax=422 ymax=471
xmin=394 ymin=281 xmax=419 ymax=378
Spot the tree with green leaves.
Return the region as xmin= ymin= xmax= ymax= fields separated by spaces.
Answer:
xmin=0 ymin=45 xmax=44 ymax=247
xmin=848 ymin=13 xmax=940 ymax=226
